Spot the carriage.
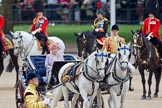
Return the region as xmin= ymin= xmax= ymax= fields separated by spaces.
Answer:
xmin=15 ymin=54 xmax=83 ymax=108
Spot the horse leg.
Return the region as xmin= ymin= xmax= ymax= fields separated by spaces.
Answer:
xmin=71 ymin=93 xmax=79 ymax=108
xmin=108 ymin=95 xmax=113 ymax=108
xmin=62 ymin=86 xmax=70 ymax=108
xmin=139 ymin=69 xmax=146 ymax=99
xmin=147 ymin=70 xmax=153 ymax=99
xmin=111 ymin=91 xmax=118 ymax=108
xmin=153 ymin=67 xmax=161 ymax=97
xmin=0 ymin=56 xmax=4 ymax=76
xmin=80 ymin=91 xmax=91 ymax=108
xmin=97 ymin=89 xmax=103 ymax=108
xmin=120 ymin=82 xmax=129 ymax=108
xmin=9 ymin=49 xmax=19 ymax=83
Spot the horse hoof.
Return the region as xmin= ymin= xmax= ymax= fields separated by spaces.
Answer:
xmin=129 ymin=86 xmax=134 ymax=91
xmin=146 ymin=96 xmax=152 ymax=100
xmin=141 ymin=95 xmax=146 ymax=100
xmin=153 ymin=93 xmax=158 ymax=98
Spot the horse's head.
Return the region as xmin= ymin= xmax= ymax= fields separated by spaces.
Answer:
xmin=117 ymin=43 xmax=131 ymax=70
xmin=74 ymin=31 xmax=96 ymax=59
xmin=87 ymin=48 xmax=108 ymax=79
xmin=11 ymin=31 xmax=24 ymax=56
xmin=11 ymin=31 xmax=33 ymax=56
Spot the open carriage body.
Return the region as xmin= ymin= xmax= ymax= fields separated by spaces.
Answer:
xmin=15 ymin=54 xmax=82 ymax=108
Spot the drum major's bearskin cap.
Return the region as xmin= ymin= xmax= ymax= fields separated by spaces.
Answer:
xmin=111 ymin=24 xmax=119 ymax=31
xmin=145 ymin=0 xmax=159 ymax=16
xmin=27 ymin=72 xmax=37 ymax=81
xmin=34 ymin=0 xmax=44 ymax=13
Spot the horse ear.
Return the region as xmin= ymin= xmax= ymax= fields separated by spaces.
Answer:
xmin=118 ymin=42 xmax=122 ymax=47
xmin=10 ymin=31 xmax=15 ymax=36
xmin=74 ymin=32 xmax=78 ymax=36
xmin=131 ymin=29 xmax=134 ymax=35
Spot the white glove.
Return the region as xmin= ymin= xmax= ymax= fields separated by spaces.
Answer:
xmin=43 ymin=98 xmax=50 ymax=105
xmin=95 ymin=28 xmax=99 ymax=32
xmin=146 ymin=35 xmax=152 ymax=40
xmin=31 ymin=30 xmax=38 ymax=35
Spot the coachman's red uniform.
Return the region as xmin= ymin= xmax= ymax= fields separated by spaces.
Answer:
xmin=142 ymin=18 xmax=161 ymax=39
xmin=30 ymin=16 xmax=48 ymax=36
xmin=0 ymin=15 xmax=6 ymax=53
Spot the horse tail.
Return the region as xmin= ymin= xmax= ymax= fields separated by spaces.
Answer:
xmin=50 ymin=85 xmax=63 ymax=108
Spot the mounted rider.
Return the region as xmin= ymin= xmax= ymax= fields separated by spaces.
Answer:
xmin=142 ymin=0 xmax=162 ymax=66
xmin=0 ymin=15 xmax=6 ymax=55
xmin=92 ymin=1 xmax=108 ymax=46
xmin=31 ymin=0 xmax=50 ymax=54
xmin=103 ymin=24 xmax=135 ymax=91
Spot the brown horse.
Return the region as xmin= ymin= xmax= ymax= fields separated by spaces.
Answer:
xmin=74 ymin=31 xmax=103 ymax=59
xmin=0 ymin=34 xmax=19 ymax=83
xmin=131 ymin=30 xmax=161 ymax=99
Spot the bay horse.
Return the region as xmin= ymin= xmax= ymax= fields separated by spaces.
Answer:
xmin=0 ymin=34 xmax=19 ymax=83
xmin=131 ymin=30 xmax=161 ymax=99
xmin=50 ymin=49 xmax=108 ymax=108
xmin=74 ymin=30 xmax=103 ymax=59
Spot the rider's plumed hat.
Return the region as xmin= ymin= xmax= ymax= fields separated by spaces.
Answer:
xmin=96 ymin=1 xmax=102 ymax=15
xmin=27 ymin=72 xmax=37 ymax=81
xmin=145 ymin=0 xmax=159 ymax=16
xmin=33 ymin=0 xmax=44 ymax=13
xmin=111 ymin=24 xmax=119 ymax=31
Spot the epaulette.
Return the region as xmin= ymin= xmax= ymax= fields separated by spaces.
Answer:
xmin=104 ymin=18 xmax=108 ymax=21
xmin=155 ymin=18 xmax=160 ymax=21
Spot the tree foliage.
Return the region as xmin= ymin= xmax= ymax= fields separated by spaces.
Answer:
xmin=1 ymin=0 xmax=14 ymax=34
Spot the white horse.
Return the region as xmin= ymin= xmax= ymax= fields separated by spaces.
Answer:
xmin=98 ymin=44 xmax=132 ymax=108
xmin=10 ymin=31 xmax=65 ymax=58
xmin=50 ymin=49 xmax=108 ymax=108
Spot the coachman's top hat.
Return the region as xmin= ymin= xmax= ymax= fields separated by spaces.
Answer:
xmin=34 ymin=0 xmax=44 ymax=13
xmin=26 ymin=72 xmax=37 ymax=81
xmin=145 ymin=0 xmax=159 ymax=16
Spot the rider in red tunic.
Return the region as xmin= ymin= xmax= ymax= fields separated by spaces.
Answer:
xmin=31 ymin=0 xmax=49 ymax=54
xmin=142 ymin=0 xmax=162 ymax=66
xmin=0 ymin=15 xmax=6 ymax=55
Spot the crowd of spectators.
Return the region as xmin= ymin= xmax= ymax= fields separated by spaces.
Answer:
xmin=10 ymin=0 xmax=162 ymax=24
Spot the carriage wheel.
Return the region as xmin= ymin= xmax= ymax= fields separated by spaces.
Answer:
xmin=15 ymin=81 xmax=25 ymax=108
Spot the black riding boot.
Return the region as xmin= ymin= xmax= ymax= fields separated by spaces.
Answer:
xmin=150 ymin=37 xmax=162 ymax=67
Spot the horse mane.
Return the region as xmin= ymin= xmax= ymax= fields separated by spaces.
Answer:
xmin=83 ymin=30 xmax=94 ymax=38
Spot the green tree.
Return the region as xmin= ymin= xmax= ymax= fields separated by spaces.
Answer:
xmin=1 ymin=0 xmax=14 ymax=34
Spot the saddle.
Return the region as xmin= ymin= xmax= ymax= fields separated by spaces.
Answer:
xmin=37 ymin=39 xmax=54 ymax=50
xmin=4 ymin=37 xmax=14 ymax=49
xmin=61 ymin=63 xmax=82 ymax=83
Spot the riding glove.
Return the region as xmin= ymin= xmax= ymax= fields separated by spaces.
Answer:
xmin=43 ymin=98 xmax=50 ymax=105
xmin=146 ymin=35 xmax=153 ymax=40
xmin=95 ymin=28 xmax=99 ymax=32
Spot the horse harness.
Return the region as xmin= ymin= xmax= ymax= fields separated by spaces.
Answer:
xmin=14 ymin=34 xmax=35 ymax=57
xmin=102 ymin=55 xmax=130 ymax=95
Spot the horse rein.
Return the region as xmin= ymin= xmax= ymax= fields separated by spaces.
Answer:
xmin=13 ymin=34 xmax=35 ymax=57
xmin=132 ymin=33 xmax=152 ymax=64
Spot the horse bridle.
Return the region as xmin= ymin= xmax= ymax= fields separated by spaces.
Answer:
xmin=132 ymin=32 xmax=152 ymax=64
xmin=117 ymin=46 xmax=131 ymax=70
xmin=13 ymin=34 xmax=35 ymax=57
